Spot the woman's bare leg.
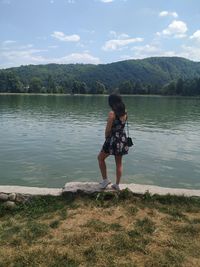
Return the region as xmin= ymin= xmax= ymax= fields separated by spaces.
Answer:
xmin=98 ymin=151 xmax=110 ymax=179
xmin=115 ymin=155 xmax=123 ymax=184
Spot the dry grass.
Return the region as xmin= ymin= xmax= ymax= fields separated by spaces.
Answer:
xmin=0 ymin=191 xmax=200 ymax=266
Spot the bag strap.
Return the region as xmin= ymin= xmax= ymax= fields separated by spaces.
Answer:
xmin=126 ymin=113 xmax=130 ymax=138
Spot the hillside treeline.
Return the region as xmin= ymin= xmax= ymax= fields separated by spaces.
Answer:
xmin=0 ymin=57 xmax=200 ymax=96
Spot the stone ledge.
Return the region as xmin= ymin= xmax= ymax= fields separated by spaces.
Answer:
xmin=0 ymin=185 xmax=62 ymax=196
xmin=1 ymin=183 xmax=200 ymax=197
xmin=62 ymin=182 xmax=200 ymax=197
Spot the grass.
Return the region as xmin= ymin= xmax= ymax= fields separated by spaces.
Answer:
xmin=0 ymin=190 xmax=200 ymax=266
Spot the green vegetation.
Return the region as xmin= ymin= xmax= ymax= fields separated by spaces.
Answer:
xmin=0 ymin=57 xmax=200 ymax=96
xmin=1 ymin=191 xmax=200 ymax=266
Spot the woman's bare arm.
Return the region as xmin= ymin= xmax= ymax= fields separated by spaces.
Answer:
xmin=105 ymin=111 xmax=115 ymax=138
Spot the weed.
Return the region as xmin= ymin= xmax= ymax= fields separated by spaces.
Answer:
xmin=49 ymin=220 xmax=60 ymax=229
xmin=83 ymin=219 xmax=110 ymax=232
xmin=135 ymin=217 xmax=156 ymax=234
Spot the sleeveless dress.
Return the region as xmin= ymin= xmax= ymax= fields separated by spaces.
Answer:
xmin=101 ymin=113 xmax=129 ymax=156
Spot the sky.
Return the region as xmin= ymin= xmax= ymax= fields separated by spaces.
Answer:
xmin=0 ymin=0 xmax=200 ymax=68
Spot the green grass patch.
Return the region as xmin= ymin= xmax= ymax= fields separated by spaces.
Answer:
xmin=126 ymin=205 xmax=139 ymax=216
xmin=49 ymin=219 xmax=60 ymax=229
xmin=1 ymin=192 xmax=200 ymax=266
xmin=111 ymin=232 xmax=149 ymax=255
xmin=2 ymin=248 xmax=79 ymax=267
xmin=83 ymin=219 xmax=110 ymax=232
xmin=83 ymin=247 xmax=97 ymax=263
xmin=135 ymin=217 xmax=156 ymax=234
xmin=19 ymin=221 xmax=49 ymax=243
xmin=145 ymin=248 xmax=185 ymax=267
xmin=175 ymin=223 xmax=200 ymax=236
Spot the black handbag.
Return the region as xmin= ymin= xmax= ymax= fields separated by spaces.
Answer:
xmin=127 ymin=136 xmax=133 ymax=147
xmin=126 ymin=118 xmax=134 ymax=147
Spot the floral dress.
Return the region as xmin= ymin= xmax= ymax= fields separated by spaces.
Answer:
xmin=101 ymin=113 xmax=129 ymax=156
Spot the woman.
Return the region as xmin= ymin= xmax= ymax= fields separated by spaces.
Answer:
xmin=98 ymin=93 xmax=129 ymax=190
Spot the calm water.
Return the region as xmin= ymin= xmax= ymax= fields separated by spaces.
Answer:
xmin=0 ymin=94 xmax=200 ymax=189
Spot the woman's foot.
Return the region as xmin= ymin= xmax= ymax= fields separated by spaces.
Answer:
xmin=99 ymin=178 xmax=111 ymax=189
xmin=111 ymin=183 xmax=120 ymax=191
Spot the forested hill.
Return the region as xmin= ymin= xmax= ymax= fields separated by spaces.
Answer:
xmin=1 ymin=57 xmax=200 ymax=95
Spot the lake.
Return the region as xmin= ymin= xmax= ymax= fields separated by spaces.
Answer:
xmin=0 ymin=94 xmax=200 ymax=189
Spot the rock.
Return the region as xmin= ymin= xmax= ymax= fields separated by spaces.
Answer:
xmin=62 ymin=182 xmax=107 ymax=195
xmin=3 ymin=201 xmax=16 ymax=209
xmin=8 ymin=193 xmax=16 ymax=201
xmin=15 ymin=194 xmax=30 ymax=203
xmin=0 ymin=193 xmax=9 ymax=201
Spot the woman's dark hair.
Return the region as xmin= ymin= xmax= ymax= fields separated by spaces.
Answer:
xmin=108 ymin=94 xmax=126 ymax=117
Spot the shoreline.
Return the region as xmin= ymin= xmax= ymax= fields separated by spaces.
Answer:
xmin=1 ymin=182 xmax=200 ymax=197
xmin=0 ymin=93 xmax=200 ymax=98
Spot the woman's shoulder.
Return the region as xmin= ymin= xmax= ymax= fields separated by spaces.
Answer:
xmin=108 ymin=110 xmax=116 ymax=119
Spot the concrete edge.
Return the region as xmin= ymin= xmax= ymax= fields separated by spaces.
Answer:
xmin=1 ymin=182 xmax=200 ymax=197
xmin=0 ymin=186 xmax=62 ymax=196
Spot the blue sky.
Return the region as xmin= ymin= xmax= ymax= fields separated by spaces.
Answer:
xmin=0 ymin=0 xmax=200 ymax=68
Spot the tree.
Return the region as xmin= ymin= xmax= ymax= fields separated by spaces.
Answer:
xmin=196 ymin=78 xmax=200 ymax=95
xmin=79 ymin=82 xmax=88 ymax=94
xmin=46 ymin=75 xmax=56 ymax=93
xmin=5 ymin=72 xmax=23 ymax=93
xmin=161 ymin=81 xmax=176 ymax=95
xmin=119 ymin=80 xmax=133 ymax=94
xmin=134 ymin=80 xmax=143 ymax=94
xmin=29 ymin=77 xmax=42 ymax=93
xmin=72 ymin=80 xmax=81 ymax=94
xmin=176 ymin=78 xmax=183 ymax=95
xmin=95 ymin=81 xmax=106 ymax=94
xmin=61 ymin=78 xmax=73 ymax=94
xmin=0 ymin=72 xmax=7 ymax=92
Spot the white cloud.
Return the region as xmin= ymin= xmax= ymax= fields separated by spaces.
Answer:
xmin=2 ymin=40 xmax=16 ymax=45
xmin=190 ymin=30 xmax=200 ymax=42
xmin=159 ymin=11 xmax=178 ymax=18
xmin=132 ymin=44 xmax=160 ymax=54
xmin=131 ymin=44 xmax=175 ymax=59
xmin=57 ymin=53 xmax=100 ymax=64
xmin=17 ymin=44 xmax=34 ymax=50
xmin=177 ymin=45 xmax=200 ymax=61
xmin=1 ymin=42 xmax=34 ymax=51
xmin=109 ymin=30 xmax=117 ymax=38
xmin=80 ymin=29 xmax=95 ymax=34
xmin=1 ymin=49 xmax=47 ymax=61
xmin=100 ymin=0 xmax=114 ymax=3
xmin=0 ymin=45 xmax=100 ymax=67
xmin=0 ymin=50 xmax=47 ymax=69
xmin=120 ymin=55 xmax=133 ymax=60
xmin=51 ymin=31 xmax=80 ymax=42
xmin=109 ymin=31 xmax=130 ymax=39
xmin=118 ymin=33 xmax=130 ymax=39
xmin=130 ymin=43 xmax=200 ymax=61
xmin=102 ymin=37 xmax=143 ymax=51
xmin=48 ymin=45 xmax=58 ymax=49
xmin=157 ymin=20 xmax=188 ymax=38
